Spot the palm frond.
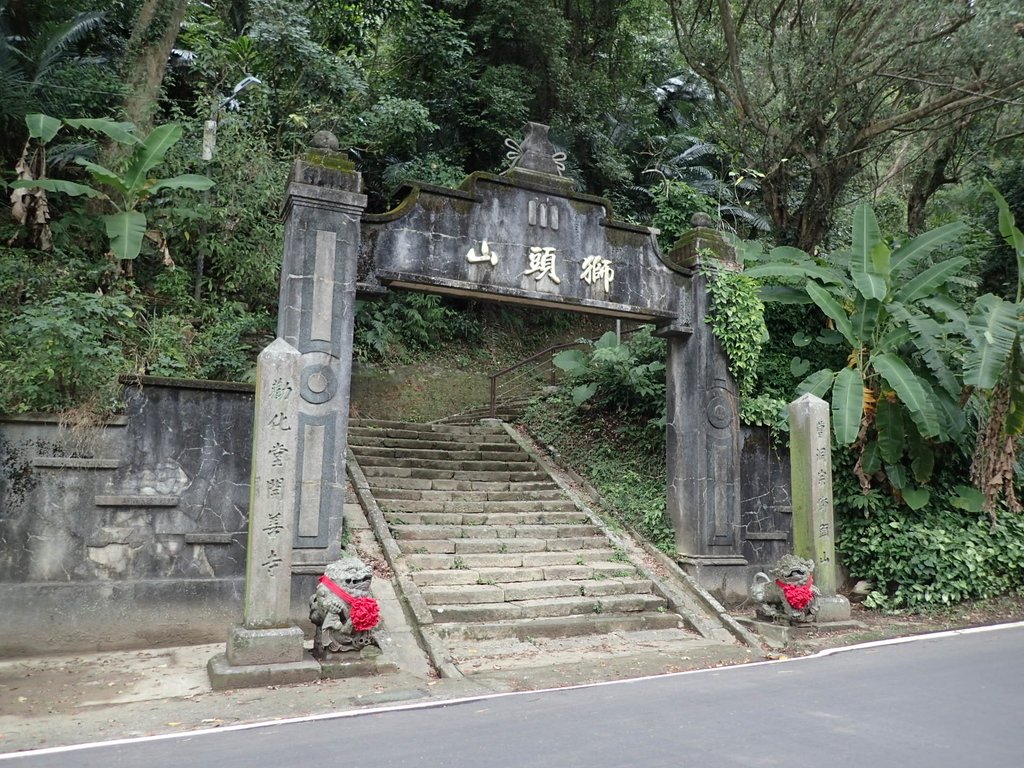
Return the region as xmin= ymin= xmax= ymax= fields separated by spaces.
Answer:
xmin=30 ymin=10 xmax=104 ymax=85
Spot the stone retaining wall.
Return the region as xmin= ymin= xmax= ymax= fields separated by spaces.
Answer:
xmin=0 ymin=377 xmax=260 ymax=656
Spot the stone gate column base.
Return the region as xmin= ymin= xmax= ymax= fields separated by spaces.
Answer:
xmin=677 ymin=554 xmax=750 ymax=605
xmin=207 ymin=624 xmax=320 ymax=691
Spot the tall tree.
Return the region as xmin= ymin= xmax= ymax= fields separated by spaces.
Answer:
xmin=666 ymin=0 xmax=1024 ymax=249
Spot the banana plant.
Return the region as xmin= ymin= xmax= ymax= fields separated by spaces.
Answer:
xmin=745 ymin=204 xmax=969 ymax=508
xmin=960 ymin=184 xmax=1024 ymax=516
xmin=10 ymin=113 xmax=212 ymax=262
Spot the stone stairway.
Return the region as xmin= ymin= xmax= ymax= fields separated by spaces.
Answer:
xmin=347 ymin=418 xmax=751 ymax=678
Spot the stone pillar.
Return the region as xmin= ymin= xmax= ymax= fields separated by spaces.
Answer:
xmin=208 ymin=339 xmax=320 ymax=689
xmin=789 ymin=393 xmax=850 ymax=620
xmin=663 ymin=220 xmax=746 ymax=597
xmin=276 ymin=133 xmax=367 ymax=572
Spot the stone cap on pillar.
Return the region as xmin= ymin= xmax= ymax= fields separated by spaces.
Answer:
xmin=666 ymin=213 xmax=739 ymax=271
xmin=501 ymin=122 xmax=576 ymax=194
xmin=287 ymin=130 xmax=361 ymax=194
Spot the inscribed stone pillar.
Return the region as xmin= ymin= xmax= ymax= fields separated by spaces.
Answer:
xmin=208 ymin=339 xmax=321 ymax=688
xmin=788 ymin=393 xmax=839 ymax=596
xmin=663 ymin=224 xmax=745 ymax=586
xmin=243 ymin=338 xmax=300 ymax=627
xmin=277 ymin=138 xmax=367 ymax=568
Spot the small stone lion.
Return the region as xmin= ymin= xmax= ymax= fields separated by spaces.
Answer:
xmin=309 ymin=555 xmax=380 ymax=655
xmin=750 ymin=553 xmax=820 ymax=624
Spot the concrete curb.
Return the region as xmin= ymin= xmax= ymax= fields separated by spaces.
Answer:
xmin=346 ymin=448 xmax=463 ymax=680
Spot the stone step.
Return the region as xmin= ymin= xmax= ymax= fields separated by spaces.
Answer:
xmin=381 ymin=499 xmax=578 ymax=515
xmin=352 ymin=447 xmax=528 ymax=462
xmin=350 ymin=434 xmax=520 ymax=450
xmin=429 ymin=593 xmax=667 ymax=623
xmin=410 ymin=562 xmax=639 ymax=587
xmin=356 ymin=456 xmax=537 ymax=472
xmin=393 ymin=524 xmax=601 ymax=542
xmin=374 ymin=489 xmax=566 ymax=502
xmin=396 ymin=535 xmax=611 ymax=555
xmin=434 ymin=611 xmax=682 ymax=641
xmin=354 ymin=421 xmax=509 ymax=434
xmin=386 ymin=511 xmax=592 ymax=527
xmin=349 ymin=424 xmax=507 ymax=439
xmin=405 ymin=549 xmax=619 ymax=570
xmin=362 ymin=466 xmax=551 ymax=483
xmin=366 ymin=477 xmax=558 ymax=492
xmin=420 ymin=578 xmax=654 ymax=605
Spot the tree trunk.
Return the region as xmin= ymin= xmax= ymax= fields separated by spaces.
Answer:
xmin=764 ymin=161 xmax=859 ymax=251
xmin=906 ymin=133 xmax=962 ymax=235
xmin=120 ymin=0 xmax=188 ymax=133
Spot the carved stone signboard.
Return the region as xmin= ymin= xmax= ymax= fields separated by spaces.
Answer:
xmin=359 ymin=124 xmax=693 ymax=333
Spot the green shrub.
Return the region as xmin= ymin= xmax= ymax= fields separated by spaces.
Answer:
xmin=522 ymin=390 xmax=674 ymax=551
xmin=0 ymin=290 xmax=135 ymax=413
xmin=553 ymin=327 xmax=665 ymax=425
xmin=835 ymin=449 xmax=1024 ymax=610
xmin=838 ymin=502 xmax=1024 ymax=610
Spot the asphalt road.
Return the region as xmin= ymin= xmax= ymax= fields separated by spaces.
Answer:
xmin=7 ymin=625 xmax=1024 ymax=767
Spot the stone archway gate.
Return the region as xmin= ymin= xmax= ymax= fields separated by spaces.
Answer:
xmin=279 ymin=123 xmax=744 ymax=585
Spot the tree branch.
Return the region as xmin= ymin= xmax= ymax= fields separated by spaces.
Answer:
xmin=878 ymin=72 xmax=1024 ymax=107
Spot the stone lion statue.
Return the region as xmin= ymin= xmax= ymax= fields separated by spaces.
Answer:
xmin=750 ymin=553 xmax=820 ymax=624
xmin=309 ymin=555 xmax=380 ymax=655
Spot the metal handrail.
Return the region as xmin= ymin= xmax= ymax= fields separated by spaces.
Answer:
xmin=488 ymin=326 xmax=639 ymax=417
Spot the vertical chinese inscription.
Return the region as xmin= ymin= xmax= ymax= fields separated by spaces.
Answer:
xmin=243 ymin=338 xmax=301 ymax=629
xmin=789 ymin=394 xmax=839 ymax=596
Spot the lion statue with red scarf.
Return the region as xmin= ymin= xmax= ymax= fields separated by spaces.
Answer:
xmin=750 ymin=554 xmax=820 ymax=624
xmin=309 ymin=555 xmax=381 ymax=655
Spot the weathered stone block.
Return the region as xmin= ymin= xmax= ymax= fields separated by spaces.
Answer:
xmin=207 ymin=651 xmax=320 ymax=691
xmin=225 ymin=624 xmax=306 ymax=666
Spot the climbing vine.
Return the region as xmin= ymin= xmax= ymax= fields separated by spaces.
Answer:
xmin=700 ymin=262 xmax=768 ymax=399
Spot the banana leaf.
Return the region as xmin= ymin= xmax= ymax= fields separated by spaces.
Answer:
xmin=831 ymin=367 xmax=863 ymax=445
xmin=743 ymin=263 xmax=846 ymax=286
xmin=103 ymin=210 xmax=147 ymax=261
xmin=986 ymin=182 xmax=1024 ymax=278
xmin=893 ymin=257 xmax=969 ymax=305
xmin=25 ymin=113 xmax=61 ymax=143
xmin=875 ymin=398 xmax=905 ymax=464
xmin=759 ymin=285 xmax=812 ymax=304
xmin=851 ymin=204 xmax=887 ymax=301
xmin=75 ymin=159 xmax=128 ymax=196
xmin=890 ymin=221 xmax=968 ymax=274
xmin=963 ymin=293 xmax=1019 ymax=390
xmin=147 ymin=174 xmax=214 ymax=193
xmin=860 ymin=439 xmax=881 ymax=475
xmin=10 ymin=178 xmax=100 ymax=197
xmin=64 ymin=117 xmax=140 ymax=146
xmin=851 ymin=299 xmax=883 ymax=340
xmin=806 ymin=283 xmax=855 ymax=347
xmin=122 ymin=124 xmax=183 ymax=195
xmin=872 ymin=352 xmax=941 ymax=438
xmin=797 ymin=368 xmax=835 ymax=398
